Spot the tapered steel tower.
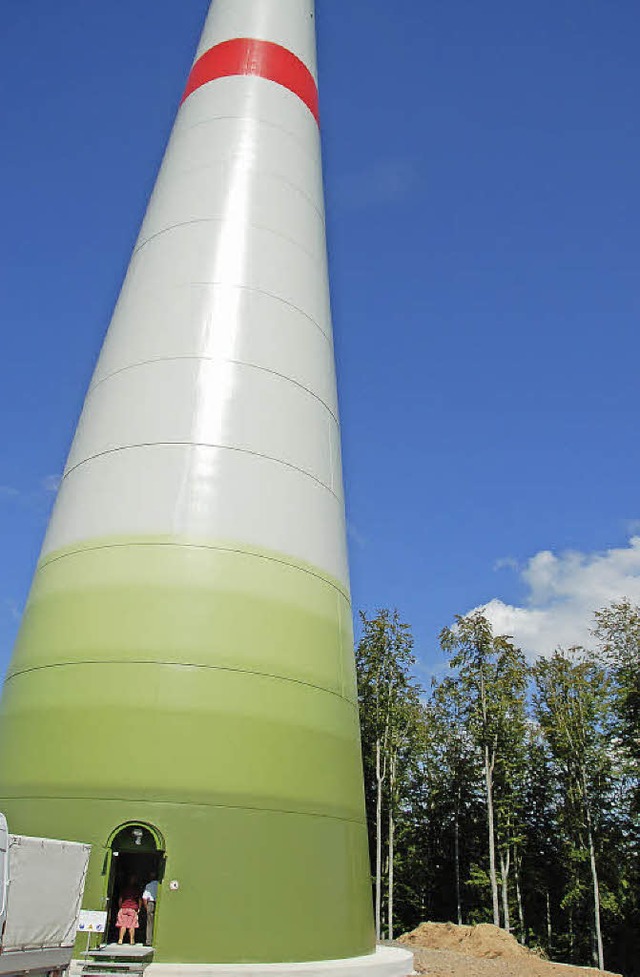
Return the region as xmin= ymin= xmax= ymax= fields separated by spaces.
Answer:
xmin=0 ymin=3 xmax=411 ymax=974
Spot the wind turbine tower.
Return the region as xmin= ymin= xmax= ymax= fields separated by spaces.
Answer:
xmin=0 ymin=3 xmax=412 ymax=975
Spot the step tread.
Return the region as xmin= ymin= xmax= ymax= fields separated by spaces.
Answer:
xmin=82 ymin=967 xmax=144 ymax=977
xmin=83 ymin=963 xmax=146 ymax=968
xmin=82 ymin=960 xmax=147 ymax=973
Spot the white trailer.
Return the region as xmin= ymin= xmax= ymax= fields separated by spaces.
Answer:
xmin=0 ymin=814 xmax=90 ymax=977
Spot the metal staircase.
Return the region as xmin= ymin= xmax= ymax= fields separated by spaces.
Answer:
xmin=80 ymin=944 xmax=154 ymax=977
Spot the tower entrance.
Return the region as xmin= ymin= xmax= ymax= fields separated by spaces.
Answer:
xmin=104 ymin=823 xmax=165 ymax=947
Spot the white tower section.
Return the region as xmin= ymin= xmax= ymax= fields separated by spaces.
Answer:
xmin=45 ymin=0 xmax=346 ymax=588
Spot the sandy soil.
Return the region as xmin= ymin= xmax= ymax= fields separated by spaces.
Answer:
xmin=395 ymin=923 xmax=621 ymax=977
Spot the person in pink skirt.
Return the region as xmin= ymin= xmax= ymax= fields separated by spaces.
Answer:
xmin=116 ymin=877 xmax=141 ymax=945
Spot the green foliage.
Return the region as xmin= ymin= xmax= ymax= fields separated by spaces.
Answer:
xmin=593 ymin=599 xmax=640 ymax=808
xmin=440 ymin=613 xmax=529 ymax=930
xmin=355 ymin=600 xmax=640 ymax=976
xmin=355 ymin=609 xmax=423 ymax=937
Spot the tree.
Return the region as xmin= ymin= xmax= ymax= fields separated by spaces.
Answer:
xmin=518 ymin=727 xmax=563 ymax=952
xmin=593 ymin=599 xmax=640 ymax=809
xmin=440 ymin=612 xmax=528 ymax=929
xmin=356 ymin=609 xmax=419 ymax=939
xmin=428 ymin=676 xmax=483 ymax=925
xmin=592 ymin=600 xmax=640 ymax=975
xmin=352 ymin=600 xmax=639 ymax=972
xmin=533 ymin=649 xmax=612 ymax=969
xmin=385 ymin=691 xmax=423 ymax=939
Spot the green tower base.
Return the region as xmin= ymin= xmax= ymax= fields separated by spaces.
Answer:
xmin=0 ymin=538 xmax=375 ymax=964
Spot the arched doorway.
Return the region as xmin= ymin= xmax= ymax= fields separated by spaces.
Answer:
xmin=104 ymin=822 xmax=165 ymax=947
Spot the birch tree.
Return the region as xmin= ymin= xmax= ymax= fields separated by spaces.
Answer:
xmin=533 ymin=649 xmax=611 ymax=970
xmin=356 ymin=609 xmax=418 ymax=940
xmin=385 ymin=696 xmax=422 ymax=940
xmin=519 ymin=728 xmax=562 ymax=952
xmin=592 ymin=600 xmax=640 ymax=971
xmin=429 ymin=676 xmax=482 ymax=925
xmin=440 ymin=612 xmax=527 ymax=929
xmin=352 ymin=600 xmax=637 ymax=969
xmin=494 ymin=688 xmax=528 ymax=935
xmin=593 ymin=599 xmax=640 ymax=809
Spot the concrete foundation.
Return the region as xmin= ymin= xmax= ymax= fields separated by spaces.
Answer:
xmin=145 ymin=946 xmax=414 ymax=977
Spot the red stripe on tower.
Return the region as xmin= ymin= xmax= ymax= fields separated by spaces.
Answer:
xmin=181 ymin=37 xmax=320 ymax=124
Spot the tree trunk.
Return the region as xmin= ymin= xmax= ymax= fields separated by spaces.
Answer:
xmin=514 ymin=852 xmax=525 ymax=943
xmin=568 ymin=907 xmax=574 ymax=962
xmin=484 ymin=744 xmax=500 ymax=926
xmin=546 ymin=890 xmax=552 ymax=951
xmin=499 ymin=848 xmax=511 ymax=933
xmin=454 ymin=796 xmax=462 ymax=926
xmin=375 ymin=738 xmax=385 ymax=941
xmin=584 ymin=796 xmax=604 ymax=970
xmin=387 ymin=753 xmax=397 ymax=941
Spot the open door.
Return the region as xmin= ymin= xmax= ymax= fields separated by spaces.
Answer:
xmin=103 ymin=823 xmax=165 ymax=947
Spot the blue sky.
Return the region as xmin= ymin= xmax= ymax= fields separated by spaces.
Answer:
xmin=1 ymin=0 xmax=639 ymax=680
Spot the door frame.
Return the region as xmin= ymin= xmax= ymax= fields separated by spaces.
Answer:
xmin=102 ymin=821 xmax=166 ymax=945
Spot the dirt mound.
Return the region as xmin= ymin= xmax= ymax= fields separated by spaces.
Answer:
xmin=398 ymin=922 xmax=534 ymax=959
xmin=396 ymin=923 xmax=621 ymax=977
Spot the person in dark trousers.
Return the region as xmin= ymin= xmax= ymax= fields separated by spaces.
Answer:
xmin=142 ymin=874 xmax=158 ymax=946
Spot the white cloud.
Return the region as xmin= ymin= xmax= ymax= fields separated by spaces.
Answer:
xmin=476 ymin=536 xmax=640 ymax=658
